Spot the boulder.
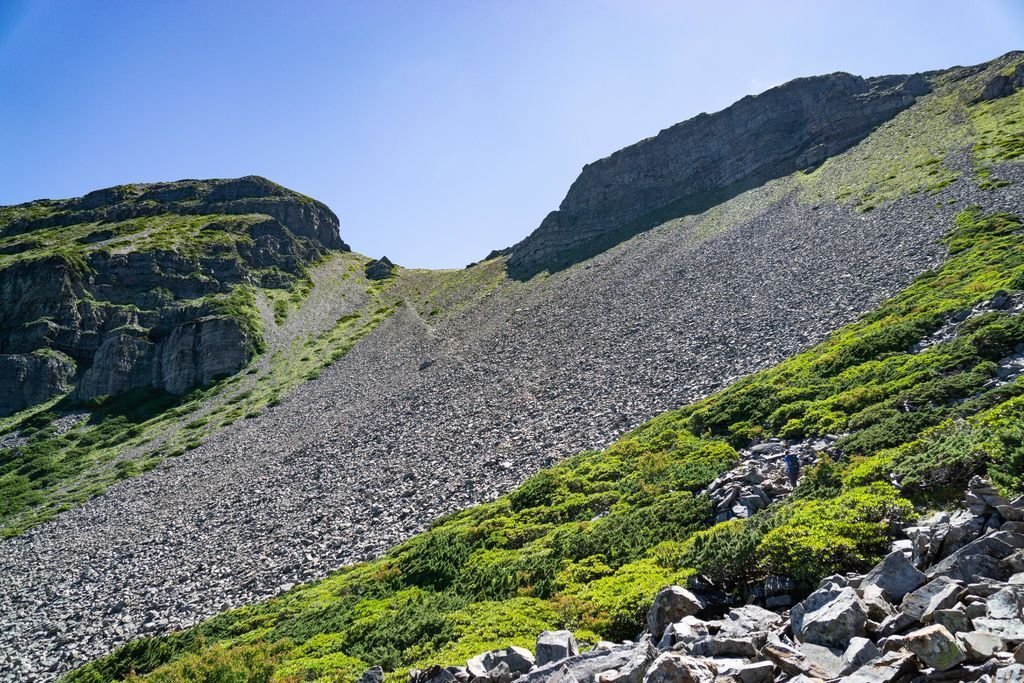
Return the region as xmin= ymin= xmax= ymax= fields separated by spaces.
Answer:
xmin=844 ymin=651 xmax=917 ymax=682
xmin=484 ymin=646 xmax=534 ymax=676
xmin=858 ymin=583 xmax=896 ymax=622
xmin=960 ymin=630 xmax=1005 ymax=662
xmin=359 ymin=666 xmax=385 ymax=683
xmin=517 ymin=644 xmax=638 ymax=683
xmin=646 ymin=586 xmax=703 ymax=639
xmin=364 ymin=256 xmax=396 ymax=280
xmin=760 ymin=635 xmax=833 ymax=679
xmin=595 ymin=637 xmax=657 ymax=683
xmin=901 ymin=576 xmax=963 ymax=623
xmin=713 ymin=605 xmax=781 ymax=638
xmin=861 ymin=550 xmax=926 ymax=601
xmin=640 ymin=653 xmax=716 ymax=683
xmin=797 ymin=587 xmax=867 ymax=648
xmin=997 ymin=663 xmax=1024 ymax=682
xmin=732 ymin=661 xmax=775 ymax=683
xmin=932 ymin=607 xmax=973 ymax=634
xmin=537 ymin=630 xmax=579 ymax=667
xmin=662 ymin=616 xmax=709 ymax=648
xmin=839 ymin=637 xmax=881 ymax=676
xmin=904 ymin=624 xmax=966 ymax=671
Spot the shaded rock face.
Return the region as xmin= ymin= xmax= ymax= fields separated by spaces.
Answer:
xmin=365 ymin=256 xmax=396 ymax=280
xmin=0 ymin=352 xmax=76 ymax=415
xmin=507 ymin=71 xmax=932 ymax=275
xmin=0 ymin=177 xmax=347 ymax=414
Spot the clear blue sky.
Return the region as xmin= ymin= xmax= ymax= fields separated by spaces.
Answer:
xmin=2 ymin=1 xmax=1022 ymax=268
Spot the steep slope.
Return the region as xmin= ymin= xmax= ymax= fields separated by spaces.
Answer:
xmin=0 ymin=51 xmax=1022 ymax=682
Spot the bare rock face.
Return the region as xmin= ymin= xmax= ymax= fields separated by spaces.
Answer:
xmin=0 ymin=352 xmax=76 ymax=415
xmin=508 ymin=71 xmax=932 ymax=275
xmin=0 ymin=176 xmax=348 ymax=414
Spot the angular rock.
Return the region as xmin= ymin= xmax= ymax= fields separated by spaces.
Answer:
xmin=844 ymin=650 xmax=917 ymax=682
xmin=932 ymin=607 xmax=973 ymax=634
xmin=596 ymin=637 xmax=657 ymax=683
xmin=641 ymin=652 xmax=716 ymax=683
xmin=960 ymin=630 xmax=1005 ymax=662
xmin=761 ymin=635 xmax=832 ymax=679
xmin=537 ymin=630 xmax=580 ymax=667
xmin=905 ymin=624 xmax=966 ymax=671
xmin=732 ymin=660 xmax=775 ymax=683
xmin=646 ymin=586 xmax=703 ymax=639
xmin=359 ymin=666 xmax=385 ymax=683
xmin=862 ymin=550 xmax=926 ymax=601
xmin=365 ymin=256 xmax=396 ymax=280
xmin=797 ymin=587 xmax=867 ymax=648
xmin=657 ymin=616 xmax=708 ymax=649
xmin=839 ymin=637 xmax=881 ymax=676
xmin=901 ymin=576 xmax=963 ymax=623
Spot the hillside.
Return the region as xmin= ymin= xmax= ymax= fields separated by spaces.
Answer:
xmin=0 ymin=51 xmax=1022 ymax=682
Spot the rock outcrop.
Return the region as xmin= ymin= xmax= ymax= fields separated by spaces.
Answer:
xmin=0 ymin=176 xmax=348 ymax=413
xmin=507 ymin=71 xmax=932 ymax=275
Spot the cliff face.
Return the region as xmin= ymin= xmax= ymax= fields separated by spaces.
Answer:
xmin=507 ymin=71 xmax=933 ymax=275
xmin=0 ymin=176 xmax=348 ymax=415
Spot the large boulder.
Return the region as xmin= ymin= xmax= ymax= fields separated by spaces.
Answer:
xmin=640 ymin=653 xmax=716 ymax=683
xmin=365 ymin=256 xmax=396 ymax=280
xmin=796 ymin=587 xmax=867 ymax=648
xmin=839 ymin=637 xmax=881 ymax=676
xmin=861 ymin=550 xmax=926 ymax=602
xmin=904 ymin=624 xmax=966 ymax=671
xmin=536 ymin=630 xmax=579 ymax=667
xmin=645 ymin=586 xmax=703 ymax=639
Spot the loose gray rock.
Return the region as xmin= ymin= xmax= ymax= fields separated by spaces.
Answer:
xmin=646 ymin=586 xmax=703 ymax=639
xmin=536 ymin=630 xmax=579 ymax=667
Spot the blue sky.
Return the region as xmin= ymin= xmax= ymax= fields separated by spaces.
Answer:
xmin=2 ymin=2 xmax=1022 ymax=268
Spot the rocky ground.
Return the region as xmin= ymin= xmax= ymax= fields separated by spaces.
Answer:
xmin=0 ymin=162 xmax=1022 ymax=681
xmin=416 ymin=477 xmax=1024 ymax=683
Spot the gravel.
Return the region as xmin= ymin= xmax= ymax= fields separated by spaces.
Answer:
xmin=0 ymin=161 xmax=1021 ymax=681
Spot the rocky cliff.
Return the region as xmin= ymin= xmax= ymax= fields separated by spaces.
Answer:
xmin=507 ymin=70 xmax=933 ymax=275
xmin=0 ymin=176 xmax=347 ymax=415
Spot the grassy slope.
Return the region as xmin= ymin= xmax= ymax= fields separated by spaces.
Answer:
xmin=62 ymin=56 xmax=1024 ymax=682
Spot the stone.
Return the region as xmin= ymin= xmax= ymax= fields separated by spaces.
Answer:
xmin=862 ymin=550 xmax=927 ymax=602
xmin=517 ymin=644 xmax=639 ymax=683
xmin=364 ymin=256 xmax=396 ymax=280
xmin=901 ymin=576 xmax=963 ymax=622
xmin=713 ymin=605 xmax=781 ymax=638
xmin=858 ymin=582 xmax=896 ymax=622
xmin=482 ymin=646 xmax=534 ymax=676
xmin=844 ymin=651 xmax=917 ymax=682
xmin=761 ymin=635 xmax=832 ymax=679
xmin=359 ymin=666 xmax=385 ymax=683
xmin=657 ymin=616 xmax=708 ymax=649
xmin=732 ymin=661 xmax=775 ymax=683
xmin=974 ymin=617 xmax=1024 ymax=644
xmin=932 ymin=607 xmax=973 ymax=634
xmin=960 ymin=631 xmax=1005 ymax=662
xmin=839 ymin=637 xmax=881 ymax=675
xmin=687 ymin=635 xmax=760 ymax=658
xmin=797 ymin=587 xmax=867 ymax=648
xmin=997 ymin=664 xmax=1024 ymax=683
xmin=595 ymin=638 xmax=657 ymax=683
xmin=905 ymin=624 xmax=967 ymax=671
xmin=795 ymin=642 xmax=843 ymax=678
xmin=645 ymin=586 xmax=703 ymax=638
xmin=641 ymin=653 xmax=716 ymax=683
xmin=537 ymin=630 xmax=580 ymax=667
xmin=789 ymin=582 xmax=844 ymax=638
